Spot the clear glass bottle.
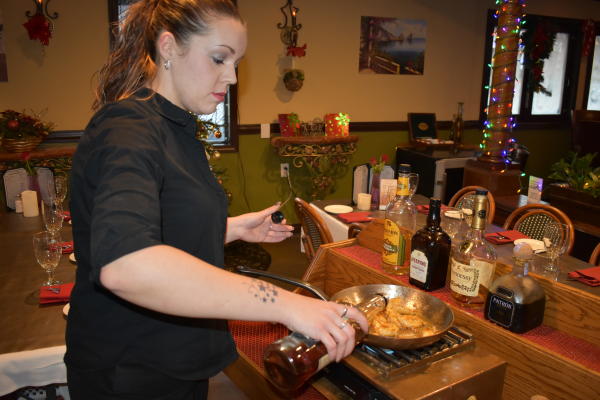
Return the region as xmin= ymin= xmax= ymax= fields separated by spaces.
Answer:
xmin=382 ymin=164 xmax=417 ymax=275
xmin=262 ymin=295 xmax=387 ymax=392
xmin=409 ymin=198 xmax=451 ymax=291
xmin=449 ymin=189 xmax=497 ymax=309
xmin=485 ymin=243 xmax=546 ymax=333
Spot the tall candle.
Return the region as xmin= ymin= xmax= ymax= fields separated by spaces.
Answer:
xmin=22 ymin=190 xmax=39 ymax=217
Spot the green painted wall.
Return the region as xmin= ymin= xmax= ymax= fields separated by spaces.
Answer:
xmin=217 ymin=125 xmax=571 ymax=224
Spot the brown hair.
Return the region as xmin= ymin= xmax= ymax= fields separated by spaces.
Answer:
xmin=93 ymin=0 xmax=242 ymax=110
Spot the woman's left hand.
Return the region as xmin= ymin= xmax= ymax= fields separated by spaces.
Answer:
xmin=227 ymin=204 xmax=294 ymax=243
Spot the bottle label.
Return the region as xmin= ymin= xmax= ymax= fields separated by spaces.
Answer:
xmin=487 ymin=293 xmax=515 ymax=328
xmin=396 ymin=177 xmax=410 ymax=196
xmin=383 ymin=219 xmax=406 ymax=266
xmin=450 ymin=258 xmax=495 ymax=296
xmin=409 ymin=249 xmax=428 ymax=283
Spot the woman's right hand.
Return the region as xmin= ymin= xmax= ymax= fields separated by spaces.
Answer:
xmin=280 ymin=294 xmax=369 ymax=362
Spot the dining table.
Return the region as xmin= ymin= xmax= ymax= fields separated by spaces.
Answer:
xmin=310 ymin=195 xmax=600 ymax=295
xmin=0 ymin=209 xmax=74 ymax=395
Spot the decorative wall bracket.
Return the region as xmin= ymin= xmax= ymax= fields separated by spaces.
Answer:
xmin=271 ymin=135 xmax=359 ymax=199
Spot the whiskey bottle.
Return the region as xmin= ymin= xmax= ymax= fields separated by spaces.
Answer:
xmin=485 ymin=242 xmax=546 ymax=333
xmin=262 ymin=295 xmax=387 ymax=392
xmin=449 ymin=189 xmax=497 ymax=308
xmin=382 ymin=164 xmax=417 ymax=275
xmin=449 ymin=102 xmax=464 ymax=146
xmin=409 ymin=198 xmax=451 ymax=291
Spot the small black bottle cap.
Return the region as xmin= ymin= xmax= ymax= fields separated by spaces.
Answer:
xmin=398 ymin=163 xmax=411 ymax=173
xmin=475 ymin=189 xmax=488 ymax=196
xmin=271 ymin=211 xmax=284 ymax=224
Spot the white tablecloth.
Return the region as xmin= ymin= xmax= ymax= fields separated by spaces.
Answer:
xmin=0 ymin=346 xmax=66 ymax=396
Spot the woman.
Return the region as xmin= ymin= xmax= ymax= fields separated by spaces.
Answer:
xmin=65 ymin=0 xmax=368 ymax=398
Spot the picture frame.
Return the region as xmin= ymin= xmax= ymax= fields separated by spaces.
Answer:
xmin=407 ymin=113 xmax=437 ymax=142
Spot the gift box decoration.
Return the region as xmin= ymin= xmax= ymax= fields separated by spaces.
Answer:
xmin=278 ymin=113 xmax=301 ymax=137
xmin=324 ymin=113 xmax=350 ymax=137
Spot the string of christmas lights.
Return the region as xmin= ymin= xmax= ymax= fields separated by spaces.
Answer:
xmin=480 ymin=0 xmax=526 ymax=175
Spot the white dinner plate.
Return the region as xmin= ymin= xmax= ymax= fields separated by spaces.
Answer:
xmin=63 ymin=303 xmax=70 ymax=316
xmin=514 ymin=238 xmax=546 ymax=253
xmin=324 ymin=205 xmax=354 ymax=214
xmin=69 ymin=253 xmax=76 ymax=263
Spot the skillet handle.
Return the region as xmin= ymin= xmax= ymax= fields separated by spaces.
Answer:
xmin=234 ymin=265 xmax=329 ymax=301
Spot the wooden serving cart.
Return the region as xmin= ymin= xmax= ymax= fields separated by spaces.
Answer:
xmin=225 ymin=220 xmax=600 ymax=400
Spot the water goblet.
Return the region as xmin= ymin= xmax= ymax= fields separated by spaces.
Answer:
xmin=41 ymin=202 xmax=64 ymax=235
xmin=50 ymin=175 xmax=68 ymax=208
xmin=440 ymin=207 xmax=464 ymax=244
xmin=33 ymin=231 xmax=62 ymax=286
xmin=459 ymin=195 xmax=474 ymax=226
xmin=540 ymin=222 xmax=570 ymax=280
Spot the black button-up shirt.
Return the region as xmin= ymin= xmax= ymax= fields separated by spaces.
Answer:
xmin=65 ymin=88 xmax=236 ymax=379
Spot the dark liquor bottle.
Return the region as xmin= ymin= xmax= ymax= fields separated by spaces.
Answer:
xmin=409 ymin=198 xmax=451 ymax=291
xmin=262 ymin=295 xmax=387 ymax=392
xmin=485 ymin=242 xmax=546 ymax=333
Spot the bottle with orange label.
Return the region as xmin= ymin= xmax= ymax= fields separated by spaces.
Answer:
xmin=381 ymin=164 xmax=417 ymax=275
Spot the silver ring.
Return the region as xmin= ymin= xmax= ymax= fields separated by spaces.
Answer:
xmin=340 ymin=306 xmax=348 ymax=319
xmin=338 ymin=321 xmax=347 ymax=329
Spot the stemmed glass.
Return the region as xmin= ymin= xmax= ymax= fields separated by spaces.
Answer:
xmin=33 ymin=231 xmax=62 ymax=286
xmin=41 ymin=201 xmax=64 ymax=235
xmin=407 ymin=173 xmax=419 ymax=198
xmin=49 ymin=175 xmax=68 ymax=208
xmin=460 ymin=195 xmax=474 ymax=226
xmin=540 ymin=222 xmax=570 ymax=279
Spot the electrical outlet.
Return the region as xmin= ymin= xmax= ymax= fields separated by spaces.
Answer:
xmin=280 ymin=163 xmax=289 ymax=178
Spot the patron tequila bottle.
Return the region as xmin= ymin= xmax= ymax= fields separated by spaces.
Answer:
xmin=449 ymin=189 xmax=496 ymax=308
xmin=409 ymin=198 xmax=451 ymax=291
xmin=382 ymin=164 xmax=417 ymax=275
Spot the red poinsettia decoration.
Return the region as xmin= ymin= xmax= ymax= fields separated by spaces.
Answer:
xmin=23 ymin=14 xmax=52 ymax=46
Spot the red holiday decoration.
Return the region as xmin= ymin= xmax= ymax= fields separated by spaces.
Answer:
xmin=286 ymin=44 xmax=307 ymax=57
xmin=582 ymin=19 xmax=596 ymax=57
xmin=23 ymin=14 xmax=52 ymax=46
xmin=324 ymin=113 xmax=350 ymax=137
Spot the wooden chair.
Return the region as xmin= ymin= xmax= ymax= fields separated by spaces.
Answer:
xmin=447 ymin=185 xmax=496 ymax=224
xmin=503 ymin=203 xmax=575 ymax=255
xmin=589 ymin=242 xmax=600 ymax=266
xmin=294 ymin=197 xmax=333 ymax=262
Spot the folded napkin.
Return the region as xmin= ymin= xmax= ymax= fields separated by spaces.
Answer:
xmin=59 ymin=241 xmax=74 ymax=254
xmin=568 ymin=266 xmax=600 ymax=287
xmin=39 ymin=282 xmax=74 ymax=304
xmin=485 ymin=230 xmax=529 ymax=245
xmin=337 ymin=211 xmax=373 ymax=223
xmin=416 ymin=205 xmax=451 ymax=214
xmin=62 ymin=210 xmax=71 ymax=222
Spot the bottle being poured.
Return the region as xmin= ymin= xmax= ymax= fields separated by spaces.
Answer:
xmin=262 ymin=294 xmax=387 ymax=392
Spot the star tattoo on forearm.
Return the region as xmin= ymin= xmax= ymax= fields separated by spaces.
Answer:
xmin=248 ymin=279 xmax=279 ymax=303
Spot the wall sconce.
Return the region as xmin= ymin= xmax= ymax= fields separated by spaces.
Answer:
xmin=23 ymin=0 xmax=58 ymax=46
xmin=277 ymin=0 xmax=302 ymax=49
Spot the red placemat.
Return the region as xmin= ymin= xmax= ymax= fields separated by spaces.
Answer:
xmin=39 ymin=282 xmax=74 ymax=304
xmin=229 ymin=321 xmax=326 ymax=399
xmin=337 ymin=211 xmax=373 ymax=223
xmin=332 ymin=245 xmax=600 ymax=373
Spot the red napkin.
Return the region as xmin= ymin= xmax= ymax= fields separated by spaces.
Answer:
xmin=39 ymin=282 xmax=74 ymax=304
xmin=568 ymin=267 xmax=600 ymax=287
xmin=485 ymin=230 xmax=529 ymax=244
xmin=416 ymin=205 xmax=451 ymax=214
xmin=62 ymin=210 xmax=71 ymax=222
xmin=337 ymin=211 xmax=373 ymax=223
xmin=59 ymin=241 xmax=74 ymax=254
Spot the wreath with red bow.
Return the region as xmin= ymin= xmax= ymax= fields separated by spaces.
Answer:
xmin=23 ymin=14 xmax=52 ymax=46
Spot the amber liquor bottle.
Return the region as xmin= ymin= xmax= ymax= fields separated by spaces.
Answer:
xmin=262 ymin=295 xmax=387 ymax=392
xmin=449 ymin=189 xmax=497 ymax=309
xmin=382 ymin=164 xmax=417 ymax=275
xmin=409 ymin=198 xmax=451 ymax=291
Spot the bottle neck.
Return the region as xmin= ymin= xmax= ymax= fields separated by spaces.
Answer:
xmin=427 ymin=205 xmax=441 ymax=228
xmin=396 ymin=175 xmax=410 ymax=197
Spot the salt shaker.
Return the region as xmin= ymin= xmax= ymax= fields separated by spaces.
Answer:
xmin=15 ymin=194 xmax=23 ymax=213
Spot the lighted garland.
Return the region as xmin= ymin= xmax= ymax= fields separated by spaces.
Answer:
xmin=480 ymin=0 xmax=526 ymax=170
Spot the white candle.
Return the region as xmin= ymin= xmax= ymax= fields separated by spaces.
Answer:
xmin=357 ymin=193 xmax=371 ymax=211
xmin=22 ymin=190 xmax=39 ymax=217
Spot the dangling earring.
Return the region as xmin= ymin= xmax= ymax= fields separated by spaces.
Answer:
xmin=163 ymin=59 xmax=171 ymax=70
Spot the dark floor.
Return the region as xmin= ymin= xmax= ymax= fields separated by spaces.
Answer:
xmin=209 ymin=232 xmax=309 ymax=399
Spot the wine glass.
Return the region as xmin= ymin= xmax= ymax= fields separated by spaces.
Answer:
xmin=440 ymin=207 xmax=464 ymax=244
xmin=540 ymin=222 xmax=570 ymax=280
xmin=408 ymin=173 xmax=419 ymax=198
xmin=41 ymin=201 xmax=64 ymax=235
xmin=50 ymin=175 xmax=68 ymax=208
xmin=459 ymin=195 xmax=474 ymax=226
xmin=33 ymin=231 xmax=62 ymax=286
